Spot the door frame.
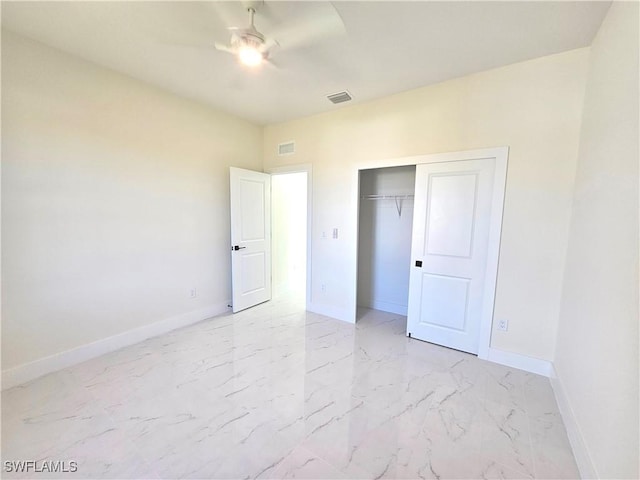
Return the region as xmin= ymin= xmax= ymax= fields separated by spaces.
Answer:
xmin=352 ymin=147 xmax=508 ymax=360
xmin=265 ymin=164 xmax=313 ymax=311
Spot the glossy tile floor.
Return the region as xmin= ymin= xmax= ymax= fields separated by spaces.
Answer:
xmin=2 ymin=297 xmax=580 ymax=479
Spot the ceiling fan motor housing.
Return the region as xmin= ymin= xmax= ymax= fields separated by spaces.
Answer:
xmin=232 ymin=24 xmax=266 ymax=48
xmin=232 ymin=32 xmax=267 ymax=59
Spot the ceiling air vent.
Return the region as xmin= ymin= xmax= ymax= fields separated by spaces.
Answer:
xmin=327 ymin=91 xmax=352 ymax=104
xmin=278 ymin=141 xmax=295 ymax=156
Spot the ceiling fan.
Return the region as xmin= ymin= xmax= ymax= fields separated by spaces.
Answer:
xmin=212 ymin=1 xmax=346 ymax=68
xmin=215 ymin=6 xmax=277 ymax=67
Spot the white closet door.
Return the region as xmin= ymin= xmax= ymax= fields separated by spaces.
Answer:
xmin=406 ymin=158 xmax=496 ymax=354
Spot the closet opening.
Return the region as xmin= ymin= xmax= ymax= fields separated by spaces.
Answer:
xmin=357 ymin=165 xmax=416 ymax=320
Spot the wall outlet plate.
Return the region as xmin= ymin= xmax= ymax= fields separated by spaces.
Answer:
xmin=498 ymin=319 xmax=508 ymax=331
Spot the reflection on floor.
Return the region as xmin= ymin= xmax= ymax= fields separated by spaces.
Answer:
xmin=2 ymin=297 xmax=579 ymax=479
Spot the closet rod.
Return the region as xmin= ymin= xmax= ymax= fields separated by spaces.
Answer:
xmin=360 ymin=194 xmax=415 ymax=200
xmin=360 ymin=194 xmax=414 ymax=217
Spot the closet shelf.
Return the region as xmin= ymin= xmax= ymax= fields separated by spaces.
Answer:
xmin=360 ymin=194 xmax=414 ymax=217
xmin=360 ymin=194 xmax=414 ymax=200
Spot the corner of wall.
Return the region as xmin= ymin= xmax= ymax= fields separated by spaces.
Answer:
xmin=549 ymin=365 xmax=599 ymax=479
xmin=307 ymin=301 xmax=355 ymax=324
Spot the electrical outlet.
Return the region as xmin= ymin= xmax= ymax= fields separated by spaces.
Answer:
xmin=321 ymin=284 xmax=326 ymax=293
xmin=498 ymin=319 xmax=508 ymax=331
xmin=332 ymin=228 xmax=338 ymax=239
xmin=189 ymin=288 xmax=197 ymax=299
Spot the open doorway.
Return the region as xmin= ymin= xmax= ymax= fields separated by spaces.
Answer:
xmin=271 ymin=171 xmax=308 ymax=302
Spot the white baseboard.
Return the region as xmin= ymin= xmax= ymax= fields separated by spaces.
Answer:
xmin=550 ymin=366 xmax=598 ymax=479
xmin=360 ymin=300 xmax=408 ymax=316
xmin=1 ymin=302 xmax=231 ymax=390
xmin=485 ymin=347 xmax=554 ymax=377
xmin=307 ymin=302 xmax=354 ymax=324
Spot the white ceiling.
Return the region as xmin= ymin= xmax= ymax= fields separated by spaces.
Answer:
xmin=2 ymin=1 xmax=610 ymax=125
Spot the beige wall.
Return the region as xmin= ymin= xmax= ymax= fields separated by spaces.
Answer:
xmin=1 ymin=31 xmax=263 ymax=369
xmin=264 ymin=48 xmax=589 ymax=361
xmin=555 ymin=2 xmax=639 ymax=478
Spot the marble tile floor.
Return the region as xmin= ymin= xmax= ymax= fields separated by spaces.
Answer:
xmin=2 ymin=297 xmax=580 ymax=479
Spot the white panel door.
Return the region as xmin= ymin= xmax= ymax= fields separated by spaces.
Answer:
xmin=407 ymin=158 xmax=496 ymax=354
xmin=230 ymin=167 xmax=271 ymax=313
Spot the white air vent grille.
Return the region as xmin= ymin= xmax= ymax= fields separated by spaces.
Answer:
xmin=278 ymin=141 xmax=295 ymax=156
xmin=327 ymin=91 xmax=352 ymax=104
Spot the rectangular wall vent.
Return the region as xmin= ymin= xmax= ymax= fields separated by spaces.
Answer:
xmin=327 ymin=91 xmax=352 ymax=104
xmin=278 ymin=141 xmax=295 ymax=156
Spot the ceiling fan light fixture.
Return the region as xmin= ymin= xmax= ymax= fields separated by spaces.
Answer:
xmin=238 ymin=45 xmax=263 ymax=67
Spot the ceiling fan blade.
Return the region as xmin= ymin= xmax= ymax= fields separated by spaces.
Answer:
xmin=214 ymin=42 xmax=236 ymax=54
xmin=268 ymin=3 xmax=346 ymax=51
xmin=264 ymin=57 xmax=280 ymax=70
xmin=135 ymin=2 xmax=228 ymax=48
xmin=260 ymin=37 xmax=279 ymax=54
xmin=208 ymin=2 xmax=248 ymax=30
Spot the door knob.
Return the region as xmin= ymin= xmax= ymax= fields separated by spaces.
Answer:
xmin=233 ymin=245 xmax=246 ymax=251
